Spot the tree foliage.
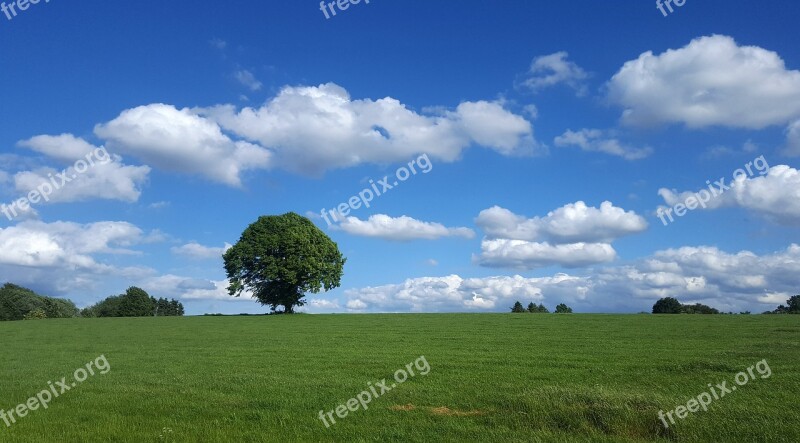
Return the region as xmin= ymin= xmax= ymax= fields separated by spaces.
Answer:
xmin=554 ymin=303 xmax=573 ymax=314
xmin=527 ymin=302 xmax=549 ymax=313
xmin=223 ymin=213 xmax=346 ymax=314
xmin=511 ymin=301 xmax=526 ymax=313
xmin=766 ymin=295 xmax=800 ymax=314
xmin=652 ymin=297 xmax=683 ymax=314
xmin=653 ymin=297 xmax=720 ymax=314
xmin=0 ymin=283 xmax=79 ymax=321
xmin=83 ymin=287 xmax=184 ymax=318
xmin=23 ymin=308 xmax=48 ymax=320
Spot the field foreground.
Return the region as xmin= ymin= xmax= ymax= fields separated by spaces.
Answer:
xmin=2 ymin=314 xmax=799 ymax=442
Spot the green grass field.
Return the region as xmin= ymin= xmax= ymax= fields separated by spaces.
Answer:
xmin=2 ymin=314 xmax=798 ymax=442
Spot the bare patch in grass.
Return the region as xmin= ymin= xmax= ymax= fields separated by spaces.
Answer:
xmin=389 ymin=404 xmax=485 ymax=417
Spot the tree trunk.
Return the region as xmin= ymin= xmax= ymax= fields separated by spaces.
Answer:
xmin=284 ymin=304 xmax=294 ymax=314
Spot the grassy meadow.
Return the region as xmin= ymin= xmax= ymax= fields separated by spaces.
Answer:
xmin=1 ymin=314 xmax=798 ymax=442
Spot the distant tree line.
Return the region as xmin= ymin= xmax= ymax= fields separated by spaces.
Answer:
xmin=511 ymin=301 xmax=573 ymax=314
xmin=763 ymin=295 xmax=800 ymax=315
xmin=0 ymin=283 xmax=184 ymax=321
xmin=0 ymin=283 xmax=79 ymax=321
xmin=653 ymin=295 xmax=800 ymax=315
xmin=81 ymin=287 xmax=184 ymax=318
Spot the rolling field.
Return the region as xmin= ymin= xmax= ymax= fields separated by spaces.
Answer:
xmin=2 ymin=314 xmax=799 ymax=442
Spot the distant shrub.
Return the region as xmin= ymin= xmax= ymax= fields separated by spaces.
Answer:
xmin=23 ymin=308 xmax=48 ymax=320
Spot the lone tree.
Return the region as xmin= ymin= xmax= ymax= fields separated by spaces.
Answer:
xmin=223 ymin=213 xmax=346 ymax=314
xmin=511 ymin=301 xmax=526 ymax=313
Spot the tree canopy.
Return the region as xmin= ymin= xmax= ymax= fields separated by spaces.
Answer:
xmin=82 ymin=287 xmax=184 ymax=318
xmin=554 ymin=303 xmax=573 ymax=314
xmin=511 ymin=301 xmax=526 ymax=313
xmin=223 ymin=213 xmax=346 ymax=314
xmin=652 ymin=297 xmax=720 ymax=314
xmin=765 ymin=295 xmax=800 ymax=314
xmin=0 ymin=283 xmax=79 ymax=321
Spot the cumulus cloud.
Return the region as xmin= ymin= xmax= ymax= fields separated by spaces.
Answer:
xmin=171 ymin=242 xmax=232 ymax=259
xmin=345 ymin=274 xmax=590 ymax=313
xmin=336 ymin=215 xmax=475 ymax=241
xmin=519 ymin=52 xmax=589 ymax=95
xmin=305 ymin=298 xmax=341 ymax=311
xmin=345 ymin=245 xmax=800 ymax=313
xmin=554 ymin=129 xmax=653 ymax=160
xmin=474 ymin=202 xmax=646 ymax=269
xmin=141 ymin=275 xmax=253 ymax=301
xmin=476 ymin=202 xmax=647 ymax=244
xmin=19 ymin=134 xmax=101 ymax=162
xmin=12 ymin=135 xmax=150 ymax=204
xmin=658 ymin=164 xmax=800 ymax=225
xmin=783 ymin=120 xmax=800 ymax=157
xmin=198 ymin=83 xmax=540 ymax=175
xmin=476 ymin=239 xmax=617 ymax=269
xmin=0 ymin=220 xmax=156 ymax=297
xmin=95 ymin=104 xmax=272 ymax=186
xmin=608 ymin=35 xmax=800 ymax=129
xmin=593 ymin=244 xmax=800 ymax=312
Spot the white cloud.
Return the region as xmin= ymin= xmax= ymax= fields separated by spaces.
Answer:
xmin=608 ymin=35 xmax=800 ymax=129
xmin=464 ymin=294 xmax=495 ymax=309
xmin=784 ymin=120 xmax=800 ymax=156
xmin=171 ymin=242 xmax=232 ymax=259
xmin=345 ymin=274 xmax=589 ymax=313
xmin=476 ymin=239 xmax=617 ymax=269
xmin=593 ymin=244 xmax=800 ymax=312
xmin=476 ymin=202 xmax=647 ymax=244
xmin=198 ymin=83 xmax=540 ymax=175
xmin=346 ymin=299 xmax=368 ymax=310
xmin=19 ymin=134 xmax=99 ymax=162
xmin=658 ymin=164 xmax=800 ymax=225
xmin=234 ymin=70 xmax=263 ymax=91
xmin=0 ymin=220 xmax=156 ymax=297
xmin=12 ymin=135 xmax=150 ymax=204
xmin=95 ymin=104 xmax=272 ymax=186
xmin=141 ymin=275 xmax=253 ymax=302
xmin=306 ymin=299 xmax=341 ymax=311
xmin=336 ymin=215 xmax=475 ymax=241
xmin=344 ymin=245 xmax=800 ymax=313
xmin=475 ymin=202 xmax=646 ymax=270
xmin=554 ymin=129 xmax=653 ymax=160
xmin=519 ymin=52 xmax=589 ymax=95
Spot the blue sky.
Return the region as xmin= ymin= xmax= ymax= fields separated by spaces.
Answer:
xmin=1 ymin=0 xmax=799 ymax=314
